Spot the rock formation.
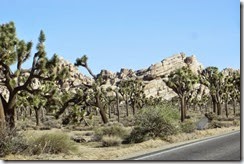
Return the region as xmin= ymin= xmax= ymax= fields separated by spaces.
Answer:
xmin=113 ymin=53 xmax=204 ymax=100
xmin=0 ymin=53 xmax=220 ymax=102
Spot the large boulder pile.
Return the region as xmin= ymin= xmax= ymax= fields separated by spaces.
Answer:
xmin=57 ymin=57 xmax=93 ymax=91
xmin=0 ymin=53 xmax=205 ymax=101
xmin=108 ymin=53 xmax=204 ymax=100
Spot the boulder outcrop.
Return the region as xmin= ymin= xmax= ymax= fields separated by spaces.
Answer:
xmin=0 ymin=53 xmax=209 ymax=101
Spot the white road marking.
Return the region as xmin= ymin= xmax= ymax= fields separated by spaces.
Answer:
xmin=134 ymin=131 xmax=240 ymax=160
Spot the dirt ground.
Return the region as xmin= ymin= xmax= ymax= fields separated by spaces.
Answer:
xmin=3 ymin=125 xmax=240 ymax=160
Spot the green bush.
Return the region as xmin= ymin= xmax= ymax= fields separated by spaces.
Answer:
xmin=101 ymin=135 xmax=122 ymax=147
xmin=205 ymin=112 xmax=217 ymax=121
xmin=208 ymin=121 xmax=221 ymax=129
xmin=93 ymin=122 xmax=129 ymax=141
xmin=27 ymin=132 xmax=78 ymax=155
xmin=126 ymin=104 xmax=180 ymax=143
xmin=233 ymin=120 xmax=240 ymax=126
xmin=180 ymin=120 xmax=196 ymax=133
xmin=123 ymin=126 xmax=151 ymax=144
xmin=0 ymin=127 xmax=28 ymax=157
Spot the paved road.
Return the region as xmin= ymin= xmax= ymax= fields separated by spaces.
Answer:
xmin=130 ymin=131 xmax=240 ymax=161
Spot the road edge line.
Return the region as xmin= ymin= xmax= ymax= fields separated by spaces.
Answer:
xmin=128 ymin=130 xmax=240 ymax=160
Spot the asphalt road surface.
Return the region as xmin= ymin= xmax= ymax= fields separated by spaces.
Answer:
xmin=131 ymin=131 xmax=240 ymax=161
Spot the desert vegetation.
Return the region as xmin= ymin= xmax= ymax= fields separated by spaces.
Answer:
xmin=0 ymin=22 xmax=240 ymax=160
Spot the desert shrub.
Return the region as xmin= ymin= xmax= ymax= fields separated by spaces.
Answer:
xmin=43 ymin=120 xmax=61 ymax=129
xmin=123 ymin=126 xmax=151 ymax=144
xmin=125 ymin=104 xmax=180 ymax=143
xmin=101 ymin=135 xmax=122 ymax=147
xmin=121 ymin=115 xmax=135 ymax=127
xmin=180 ymin=120 xmax=196 ymax=133
xmin=235 ymin=112 xmax=240 ymax=117
xmin=93 ymin=122 xmax=129 ymax=141
xmin=233 ymin=120 xmax=240 ymax=126
xmin=205 ymin=112 xmax=217 ymax=121
xmin=17 ymin=120 xmax=36 ymax=131
xmin=27 ymin=132 xmax=78 ymax=155
xmin=0 ymin=127 xmax=28 ymax=157
xmin=208 ymin=121 xmax=221 ymax=129
xmin=217 ymin=117 xmax=234 ymax=121
xmin=208 ymin=120 xmax=233 ymax=129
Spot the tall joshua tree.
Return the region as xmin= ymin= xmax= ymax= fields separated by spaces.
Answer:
xmin=117 ymin=79 xmax=146 ymax=116
xmin=163 ymin=66 xmax=198 ymax=122
xmin=0 ymin=22 xmax=66 ymax=128
xmin=128 ymin=79 xmax=146 ymax=114
xmin=75 ymin=55 xmax=109 ymax=124
xmin=117 ymin=80 xmax=131 ymax=117
xmin=200 ymin=67 xmax=223 ymax=115
xmin=230 ymin=71 xmax=240 ymax=116
xmin=221 ymin=70 xmax=240 ymax=117
xmin=16 ymin=81 xmax=61 ymax=126
xmin=221 ymin=74 xmax=233 ymax=118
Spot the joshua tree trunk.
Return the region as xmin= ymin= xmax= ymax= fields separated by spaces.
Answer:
xmin=24 ymin=107 xmax=28 ymax=120
xmin=211 ymin=95 xmax=217 ymax=114
xmin=0 ymin=98 xmax=5 ymax=129
xmin=41 ymin=107 xmax=45 ymax=122
xmin=96 ymin=94 xmax=108 ymax=124
xmin=99 ymin=108 xmax=108 ymax=124
xmin=108 ymin=106 xmax=112 ymax=119
xmin=5 ymin=95 xmax=17 ymax=129
xmin=125 ymin=95 xmax=129 ymax=117
xmin=5 ymin=107 xmax=15 ymax=129
xmin=180 ymin=96 xmax=186 ymax=122
xmin=224 ymin=101 xmax=229 ymax=118
xmin=16 ymin=108 xmax=19 ymax=121
xmin=116 ymin=91 xmax=120 ymax=122
xmin=34 ymin=108 xmax=40 ymax=126
xmin=29 ymin=107 xmax=32 ymax=117
xmin=233 ymin=99 xmax=236 ymax=116
xmin=132 ymin=103 xmax=136 ymax=115
xmin=217 ymin=102 xmax=222 ymax=116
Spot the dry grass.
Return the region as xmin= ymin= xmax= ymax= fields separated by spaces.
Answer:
xmin=101 ymin=135 xmax=122 ymax=147
xmin=3 ymin=126 xmax=239 ymax=160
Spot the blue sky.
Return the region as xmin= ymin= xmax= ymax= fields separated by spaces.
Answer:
xmin=0 ymin=0 xmax=240 ymax=75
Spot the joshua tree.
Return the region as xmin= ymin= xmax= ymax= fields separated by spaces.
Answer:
xmin=117 ymin=80 xmax=131 ymax=117
xmin=129 ymin=79 xmax=146 ymax=113
xmin=221 ymin=74 xmax=232 ymax=118
xmin=105 ymin=86 xmax=122 ymax=122
xmin=75 ymin=55 xmax=109 ymax=124
xmin=200 ymin=67 xmax=223 ymax=115
xmin=221 ymin=70 xmax=240 ymax=117
xmin=231 ymin=71 xmax=240 ymax=116
xmin=0 ymin=22 xmax=67 ymax=128
xmin=197 ymin=90 xmax=210 ymax=113
xmin=115 ymin=89 xmax=121 ymax=122
xmin=163 ymin=66 xmax=198 ymax=122
xmin=117 ymin=78 xmax=146 ymax=116
xmin=16 ymin=81 xmax=60 ymax=126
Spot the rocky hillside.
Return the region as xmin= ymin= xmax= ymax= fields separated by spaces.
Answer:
xmin=136 ymin=53 xmax=203 ymax=99
xmin=81 ymin=53 xmax=204 ymax=100
xmin=0 ymin=53 xmax=204 ymax=101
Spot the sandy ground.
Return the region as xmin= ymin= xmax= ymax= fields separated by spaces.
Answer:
xmin=3 ymin=126 xmax=240 ymax=160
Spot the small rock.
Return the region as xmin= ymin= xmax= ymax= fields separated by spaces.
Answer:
xmin=39 ymin=126 xmax=51 ymax=130
xmin=71 ymin=136 xmax=86 ymax=143
xmin=196 ymin=116 xmax=209 ymax=130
